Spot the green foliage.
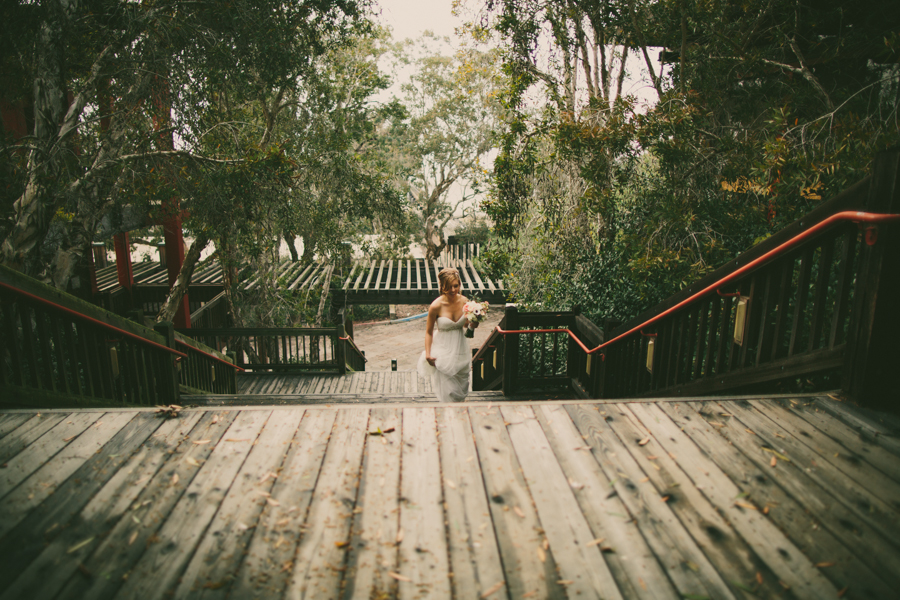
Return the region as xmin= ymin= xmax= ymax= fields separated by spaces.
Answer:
xmin=479 ymin=0 xmax=900 ymax=325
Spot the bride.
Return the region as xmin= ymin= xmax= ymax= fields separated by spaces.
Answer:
xmin=417 ymin=267 xmax=478 ymax=402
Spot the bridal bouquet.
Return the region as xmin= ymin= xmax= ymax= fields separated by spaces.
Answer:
xmin=462 ymin=300 xmax=489 ymax=338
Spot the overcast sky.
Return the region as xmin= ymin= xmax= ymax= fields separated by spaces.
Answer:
xmin=375 ymin=0 xmax=463 ymax=43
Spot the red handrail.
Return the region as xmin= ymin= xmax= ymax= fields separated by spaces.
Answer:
xmin=175 ymin=339 xmax=245 ymax=372
xmin=339 ymin=335 xmax=368 ymax=362
xmin=0 ymin=281 xmax=187 ymax=359
xmin=490 ymin=211 xmax=900 ymax=356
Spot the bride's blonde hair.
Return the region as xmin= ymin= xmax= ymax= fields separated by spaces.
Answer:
xmin=438 ymin=267 xmax=461 ymax=294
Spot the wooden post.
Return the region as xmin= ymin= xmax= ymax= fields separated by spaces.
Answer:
xmin=502 ymin=305 xmax=519 ymax=396
xmin=842 ymin=151 xmax=900 ymax=410
xmin=599 ymin=318 xmax=621 ymax=398
xmin=335 ymin=322 xmax=347 ymax=375
xmin=153 ymin=321 xmax=180 ymax=404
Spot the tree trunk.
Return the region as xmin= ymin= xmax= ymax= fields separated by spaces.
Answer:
xmin=156 ymin=232 xmax=209 ymax=323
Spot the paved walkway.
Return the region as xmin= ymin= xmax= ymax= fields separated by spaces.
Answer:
xmin=351 ymin=306 xmax=504 ymax=372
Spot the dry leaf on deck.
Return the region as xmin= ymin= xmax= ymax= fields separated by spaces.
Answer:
xmin=585 ymin=538 xmax=605 ymax=547
xmin=480 ymin=581 xmax=505 ymax=598
xmin=192 ymin=439 xmax=211 ymax=445
xmin=389 ymin=572 xmax=412 ymax=582
xmin=770 ymin=456 xmax=777 ymax=467
xmin=513 ymin=506 xmax=526 ymax=518
xmin=638 ymin=437 xmax=651 ymax=446
xmin=537 ymin=546 xmax=546 ymax=563
xmin=444 ymin=478 xmax=456 ymax=489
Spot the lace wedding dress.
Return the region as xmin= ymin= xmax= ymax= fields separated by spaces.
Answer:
xmin=417 ymin=315 xmax=470 ymax=402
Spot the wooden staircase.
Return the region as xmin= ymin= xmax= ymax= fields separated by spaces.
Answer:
xmin=182 ymin=370 xmax=508 ymax=406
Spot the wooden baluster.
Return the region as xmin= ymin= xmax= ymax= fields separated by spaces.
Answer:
xmin=769 ymin=257 xmax=795 ymax=361
xmin=788 ymin=247 xmax=815 ymax=357
xmin=829 ymin=228 xmax=858 ymax=348
xmin=808 ymin=235 xmax=837 ymax=352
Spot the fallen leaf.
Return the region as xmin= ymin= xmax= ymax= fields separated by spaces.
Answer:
xmin=661 ymin=495 xmax=670 ymax=502
xmin=734 ymin=501 xmax=757 ymax=510
xmin=762 ymin=448 xmax=791 ymax=461
xmin=763 ymin=506 xmax=770 ymax=515
xmin=513 ymin=506 xmax=525 ymax=518
xmin=745 ymin=429 xmax=755 ymax=435
xmin=128 ymin=531 xmax=138 ymax=545
xmin=816 ymin=561 xmax=836 ymax=568
xmin=639 ymin=578 xmax=647 ymax=591
xmin=445 ymin=478 xmax=456 ymax=489
xmin=266 ymin=497 xmax=280 ymax=507
xmin=193 ymin=440 xmax=211 ymax=445
xmin=211 ymin=415 xmax=219 ymax=424
xmin=585 ymin=538 xmax=605 ymax=547
xmin=335 ymin=541 xmax=349 ymax=548
xmin=638 ymin=437 xmax=651 ymax=446
xmin=756 ymin=572 xmax=763 ymax=585
xmin=557 ymin=580 xmax=574 ymax=585
xmin=225 ymin=439 xmax=250 ymax=442
xmin=647 ymin=455 xmax=658 ymax=460
xmin=63 ymin=435 xmax=77 ymax=443
xmin=537 ymin=546 xmax=546 ymax=563
xmin=396 ymin=529 xmax=404 ymax=543
xmin=543 ymin=539 xmax=549 ymax=550
xmin=770 ymin=456 xmax=777 ymax=467
xmin=574 ymin=445 xmax=591 ymax=451
xmin=388 ymin=572 xmax=412 ymax=582
xmin=568 ymin=478 xmax=584 ymax=490
xmin=480 ymin=581 xmax=505 ymax=597
xmin=185 ymin=457 xmax=201 ymax=467
xmin=67 ymin=537 xmax=94 ymax=554
xmin=171 ymin=473 xmax=179 ymax=486
xmin=254 ymin=490 xmax=271 ymax=497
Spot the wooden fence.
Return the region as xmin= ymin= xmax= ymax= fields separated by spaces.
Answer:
xmin=0 ymin=265 xmax=239 ymax=407
xmin=179 ymin=313 xmax=365 ymax=375
xmin=476 ymin=152 xmax=900 ymax=408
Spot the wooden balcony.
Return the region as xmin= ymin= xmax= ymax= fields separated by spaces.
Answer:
xmin=1 ymin=391 xmax=898 ymax=599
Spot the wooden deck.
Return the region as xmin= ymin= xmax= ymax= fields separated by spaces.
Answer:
xmin=1 ymin=394 xmax=899 ymax=599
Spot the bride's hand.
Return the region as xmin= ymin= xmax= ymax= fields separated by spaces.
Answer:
xmin=426 ymin=355 xmax=436 ymax=366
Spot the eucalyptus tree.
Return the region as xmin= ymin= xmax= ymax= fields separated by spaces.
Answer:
xmin=477 ymin=0 xmax=900 ymax=323
xmin=386 ymin=35 xmax=502 ymax=260
xmin=0 ymin=0 xmax=376 ymax=297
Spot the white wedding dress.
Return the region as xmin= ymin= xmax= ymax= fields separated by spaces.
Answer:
xmin=417 ymin=315 xmax=470 ymax=402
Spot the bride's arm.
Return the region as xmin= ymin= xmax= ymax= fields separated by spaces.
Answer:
xmin=424 ymin=303 xmax=439 ymax=366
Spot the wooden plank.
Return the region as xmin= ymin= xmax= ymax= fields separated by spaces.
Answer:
xmin=343 ymin=408 xmax=402 ymax=600
xmin=373 ymin=260 xmax=386 ymax=293
xmin=396 ymin=408 xmax=450 ymax=597
xmin=660 ymin=401 xmax=900 ymax=596
xmin=0 ymin=412 xmax=163 ymax=587
xmin=385 ymin=260 xmax=395 ymax=292
xmin=114 ymin=411 xmax=270 ymax=600
xmin=172 ymin=409 xmax=305 ymax=599
xmin=229 ymin=409 xmax=336 ymax=598
xmin=406 ymin=259 xmax=412 ymax=290
xmin=0 ymin=412 xmax=67 ymax=464
xmin=0 ymin=412 xmax=134 ymax=539
xmin=501 ymin=405 xmax=623 ymax=599
xmin=564 ymin=404 xmax=734 ymax=599
xmin=459 ymin=261 xmax=476 ymax=294
xmin=753 ymin=399 xmax=900 ymax=501
xmin=724 ymin=399 xmax=900 ymax=540
xmin=626 ymin=402 xmax=838 ymax=598
xmin=468 ymin=259 xmax=487 ymax=292
xmin=423 ymin=259 xmax=433 ymax=291
xmin=357 ymin=261 xmax=374 ymax=291
xmin=0 ymin=412 xmax=104 ymax=501
xmin=533 ymin=405 xmax=678 ymax=600
xmin=0 ymin=412 xmax=203 ymax=600
xmin=283 ymin=408 xmax=368 ymax=599
xmin=0 ymin=413 xmax=33 ymax=439
xmin=469 ymin=406 xmax=561 ymax=599
xmin=435 ymin=406 xmax=506 ymax=599
xmin=812 ymin=396 xmax=900 ymax=457
xmin=342 ymin=261 xmax=359 ymax=290
xmin=55 ymin=410 xmax=238 ymax=600
xmin=763 ymin=398 xmax=900 ymax=482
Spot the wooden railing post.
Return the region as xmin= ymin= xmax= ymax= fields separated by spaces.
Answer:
xmin=502 ymin=306 xmax=519 ymax=396
xmin=153 ymin=321 xmax=180 ymax=404
xmin=843 ymin=151 xmax=900 ymax=409
xmin=335 ymin=322 xmax=347 ymax=375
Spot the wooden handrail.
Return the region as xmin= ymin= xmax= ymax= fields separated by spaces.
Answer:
xmin=491 ymin=211 xmax=899 ymax=356
xmin=174 ymin=339 xmax=244 ymax=372
xmin=0 ymin=280 xmax=187 ymax=359
xmin=339 ymin=335 xmax=367 ymax=362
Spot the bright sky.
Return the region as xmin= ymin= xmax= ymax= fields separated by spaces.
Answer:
xmin=375 ymin=0 xmax=463 ymax=43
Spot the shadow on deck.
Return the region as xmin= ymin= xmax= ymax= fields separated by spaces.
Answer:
xmin=1 ymin=393 xmax=899 ymax=599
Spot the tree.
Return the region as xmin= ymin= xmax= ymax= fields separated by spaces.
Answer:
xmin=387 ymin=35 xmax=502 ymax=260
xmin=477 ymin=0 xmax=900 ymax=323
xmin=0 ymin=0 xmax=375 ymax=295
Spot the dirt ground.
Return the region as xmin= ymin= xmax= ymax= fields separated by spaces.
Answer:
xmin=351 ymin=304 xmax=505 ymax=372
